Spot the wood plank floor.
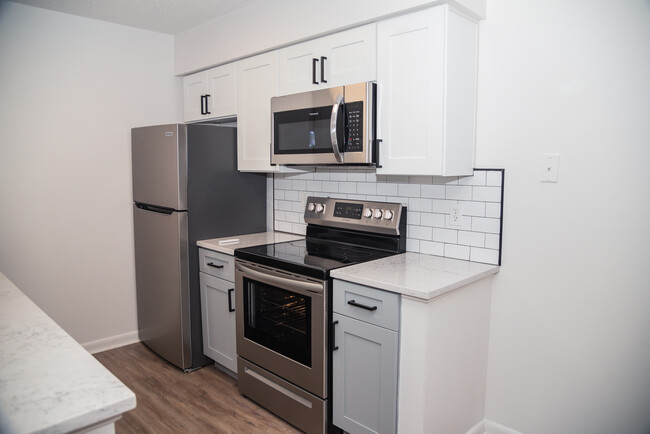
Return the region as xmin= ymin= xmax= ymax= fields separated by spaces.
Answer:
xmin=94 ymin=343 xmax=301 ymax=433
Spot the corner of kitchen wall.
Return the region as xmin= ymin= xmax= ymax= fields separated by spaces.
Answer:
xmin=273 ymin=168 xmax=503 ymax=265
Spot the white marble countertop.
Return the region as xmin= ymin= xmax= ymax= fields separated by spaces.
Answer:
xmin=197 ymin=231 xmax=304 ymax=255
xmin=0 ymin=272 xmax=136 ymax=434
xmin=330 ymin=252 xmax=499 ymax=302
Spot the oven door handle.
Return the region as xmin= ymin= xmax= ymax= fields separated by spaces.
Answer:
xmin=236 ymin=263 xmax=324 ymax=295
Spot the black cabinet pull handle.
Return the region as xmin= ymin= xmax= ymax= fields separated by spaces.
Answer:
xmin=207 ymin=262 xmax=224 ymax=269
xmin=227 ymin=288 xmax=235 ymax=312
xmin=204 ymin=94 xmax=211 ymax=115
xmin=312 ymin=58 xmax=319 ymax=85
xmin=200 ymin=95 xmax=206 ymax=115
xmin=320 ymin=56 xmax=327 ymax=83
xmin=331 ymin=320 xmax=339 ymax=351
xmin=347 ymin=300 xmax=378 ymax=311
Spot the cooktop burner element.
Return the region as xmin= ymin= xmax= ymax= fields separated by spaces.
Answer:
xmin=235 ymin=197 xmax=407 ymax=279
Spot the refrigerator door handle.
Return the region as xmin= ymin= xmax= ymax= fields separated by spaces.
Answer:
xmin=135 ymin=203 xmax=175 ymax=215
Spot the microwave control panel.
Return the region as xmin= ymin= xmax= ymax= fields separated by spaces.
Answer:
xmin=345 ymin=101 xmax=363 ymax=152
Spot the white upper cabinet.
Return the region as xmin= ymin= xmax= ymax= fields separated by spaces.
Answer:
xmin=236 ymin=51 xmax=280 ymax=172
xmin=278 ymin=24 xmax=376 ymax=96
xmin=183 ymin=62 xmax=237 ymax=122
xmin=377 ymin=7 xmax=478 ymax=176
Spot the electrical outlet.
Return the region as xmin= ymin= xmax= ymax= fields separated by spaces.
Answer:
xmin=449 ymin=204 xmax=462 ymax=227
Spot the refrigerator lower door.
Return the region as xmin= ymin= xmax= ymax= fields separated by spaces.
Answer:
xmin=133 ymin=204 xmax=191 ymax=370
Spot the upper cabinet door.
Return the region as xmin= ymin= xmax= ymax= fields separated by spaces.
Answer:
xmin=236 ymin=51 xmax=280 ymax=172
xmin=205 ymin=63 xmax=237 ymax=119
xmin=377 ymin=7 xmax=477 ymax=176
xmin=183 ymin=63 xmax=237 ymax=123
xmin=277 ymin=24 xmax=376 ymax=96
xmin=277 ymin=39 xmax=322 ymax=96
xmin=322 ymin=24 xmax=376 ymax=88
xmin=183 ymin=71 xmax=208 ymax=122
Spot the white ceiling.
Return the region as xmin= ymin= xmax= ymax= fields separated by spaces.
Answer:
xmin=7 ymin=0 xmax=259 ymax=34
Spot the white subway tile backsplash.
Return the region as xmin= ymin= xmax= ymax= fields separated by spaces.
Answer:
xmin=339 ymin=182 xmax=357 ymax=194
xmin=446 ymin=185 xmax=473 ymax=200
xmin=347 ymin=170 xmax=370 ymax=182
xmin=313 ymin=171 xmax=330 ymax=180
xmin=433 ymin=228 xmax=458 ymax=244
xmin=486 ymin=202 xmax=501 ymax=218
xmin=409 ymin=198 xmax=433 ymax=212
xmin=407 ymin=225 xmax=433 ymax=241
xmin=458 ymin=231 xmax=485 ymax=247
xmin=306 ymin=180 xmax=323 ymax=191
xmin=486 ymin=171 xmax=503 ymax=187
xmin=421 ymin=184 xmax=445 ymax=199
xmin=458 ymin=201 xmax=486 ymax=217
xmin=420 ymin=240 xmax=444 ymax=256
xmin=399 ymin=183 xmax=421 ymax=198
xmin=377 ymin=182 xmax=398 ymax=196
xmin=421 ymin=212 xmax=446 ymax=228
xmin=472 ymin=217 xmax=501 ymax=234
xmin=284 ymin=190 xmax=299 ymax=201
xmin=473 ymin=186 xmax=502 ymax=202
xmin=445 ymin=244 xmax=470 ymax=260
xmin=470 ymin=247 xmax=499 ymax=265
xmin=357 ymin=182 xmax=377 ymax=195
xmin=273 ymin=168 xmax=503 ymax=265
xmin=459 ymin=171 xmax=486 ymax=186
xmin=432 ymin=199 xmax=456 ymax=214
xmin=407 ymin=211 xmax=421 ymax=226
xmin=485 ymin=233 xmax=500 ymax=249
xmin=322 ymin=181 xmax=339 ymax=193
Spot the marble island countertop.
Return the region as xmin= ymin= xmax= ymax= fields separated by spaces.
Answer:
xmin=0 ymin=272 xmax=136 ymax=434
xmin=331 ymin=252 xmax=499 ymax=302
xmin=197 ymin=231 xmax=304 ymax=255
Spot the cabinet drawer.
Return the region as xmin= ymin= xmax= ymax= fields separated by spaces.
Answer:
xmin=199 ymin=248 xmax=234 ymax=281
xmin=333 ymin=280 xmax=400 ymax=331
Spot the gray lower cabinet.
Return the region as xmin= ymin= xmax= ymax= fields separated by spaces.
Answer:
xmin=332 ymin=280 xmax=400 ymax=434
xmin=199 ymin=248 xmax=237 ymax=373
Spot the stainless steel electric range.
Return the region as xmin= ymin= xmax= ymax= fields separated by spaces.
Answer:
xmin=234 ymin=196 xmax=406 ymax=434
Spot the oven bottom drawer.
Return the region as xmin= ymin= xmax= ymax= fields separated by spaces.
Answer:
xmin=238 ymin=357 xmax=326 ymax=434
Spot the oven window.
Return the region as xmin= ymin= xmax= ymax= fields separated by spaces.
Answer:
xmin=243 ymin=278 xmax=312 ymax=367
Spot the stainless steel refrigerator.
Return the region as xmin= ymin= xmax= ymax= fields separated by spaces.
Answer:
xmin=132 ymin=123 xmax=266 ymax=371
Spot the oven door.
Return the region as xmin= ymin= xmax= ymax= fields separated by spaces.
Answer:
xmin=235 ymin=260 xmax=327 ymax=398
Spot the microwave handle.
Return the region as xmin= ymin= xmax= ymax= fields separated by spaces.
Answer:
xmin=330 ymin=94 xmax=344 ymax=163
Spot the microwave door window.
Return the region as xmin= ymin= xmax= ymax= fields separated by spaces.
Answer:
xmin=274 ymin=105 xmax=333 ymax=154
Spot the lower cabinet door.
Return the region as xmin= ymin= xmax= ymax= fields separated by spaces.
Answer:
xmin=332 ymin=313 xmax=398 ymax=434
xmin=199 ymin=272 xmax=237 ymax=372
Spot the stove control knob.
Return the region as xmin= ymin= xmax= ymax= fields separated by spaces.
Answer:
xmin=363 ymin=208 xmax=373 ymax=218
xmin=384 ymin=209 xmax=394 ymax=220
xmin=307 ymin=203 xmax=315 ymax=212
xmin=315 ymin=203 xmax=324 ymax=213
xmin=373 ymin=209 xmax=383 ymax=219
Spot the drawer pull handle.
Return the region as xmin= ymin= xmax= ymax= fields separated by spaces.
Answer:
xmin=347 ymin=300 xmax=377 ymax=311
xmin=227 ymin=288 xmax=235 ymax=312
xmin=207 ymin=262 xmax=224 ymax=269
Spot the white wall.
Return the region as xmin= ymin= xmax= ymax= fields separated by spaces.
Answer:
xmin=476 ymin=1 xmax=650 ymax=433
xmin=0 ymin=2 xmax=182 ymax=349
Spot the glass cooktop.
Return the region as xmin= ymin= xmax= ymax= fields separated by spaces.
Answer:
xmin=234 ymin=238 xmax=395 ymax=280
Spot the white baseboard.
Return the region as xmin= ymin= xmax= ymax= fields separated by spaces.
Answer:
xmin=466 ymin=420 xmax=524 ymax=434
xmin=82 ymin=330 xmax=140 ymax=354
xmin=466 ymin=420 xmax=485 ymax=434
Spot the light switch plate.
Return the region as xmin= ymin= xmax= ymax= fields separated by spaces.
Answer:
xmin=540 ymin=154 xmax=560 ymax=182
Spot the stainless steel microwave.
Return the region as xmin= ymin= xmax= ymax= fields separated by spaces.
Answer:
xmin=271 ymin=82 xmax=377 ymax=166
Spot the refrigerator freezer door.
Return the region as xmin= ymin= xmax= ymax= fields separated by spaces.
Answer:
xmin=132 ymin=124 xmax=187 ymax=210
xmin=133 ymin=204 xmax=191 ymax=370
